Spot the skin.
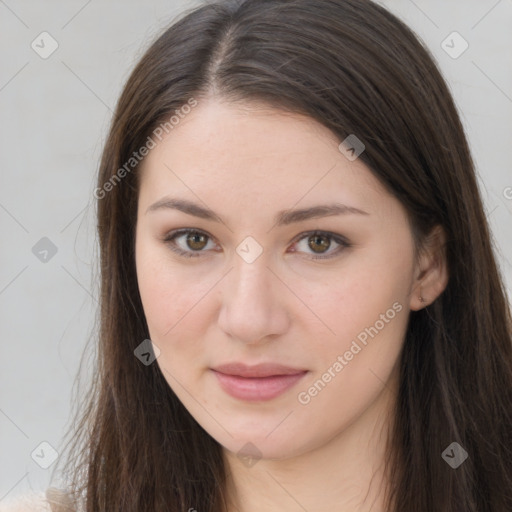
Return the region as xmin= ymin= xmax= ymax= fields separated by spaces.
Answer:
xmin=135 ymin=99 xmax=448 ymax=512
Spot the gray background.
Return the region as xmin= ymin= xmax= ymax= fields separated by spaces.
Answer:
xmin=1 ymin=0 xmax=511 ymax=501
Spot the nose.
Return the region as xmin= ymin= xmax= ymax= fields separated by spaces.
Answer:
xmin=217 ymin=253 xmax=291 ymax=345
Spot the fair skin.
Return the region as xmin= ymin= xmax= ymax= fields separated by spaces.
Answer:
xmin=135 ymin=99 xmax=448 ymax=512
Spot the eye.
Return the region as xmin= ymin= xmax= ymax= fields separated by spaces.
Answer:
xmin=162 ymin=229 xmax=218 ymax=258
xmin=290 ymin=230 xmax=350 ymax=260
xmin=162 ymin=229 xmax=350 ymax=260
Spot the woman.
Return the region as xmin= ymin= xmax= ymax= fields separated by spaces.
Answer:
xmin=5 ymin=0 xmax=511 ymax=510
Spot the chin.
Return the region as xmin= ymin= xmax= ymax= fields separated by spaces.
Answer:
xmin=211 ymin=425 xmax=311 ymax=462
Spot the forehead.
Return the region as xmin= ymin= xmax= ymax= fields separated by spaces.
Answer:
xmin=137 ymin=99 xmax=391 ymax=218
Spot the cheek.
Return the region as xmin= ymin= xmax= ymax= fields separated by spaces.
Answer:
xmin=136 ymin=241 xmax=209 ymax=342
xmin=295 ymin=240 xmax=413 ymax=389
xmin=295 ymin=273 xmax=408 ymax=437
xmin=139 ymin=276 xmax=210 ymax=346
xmin=136 ymin=257 xmax=212 ymax=390
xmin=302 ymin=250 xmax=412 ymax=341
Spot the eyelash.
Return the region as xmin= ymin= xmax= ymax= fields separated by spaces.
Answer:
xmin=162 ymin=228 xmax=351 ymax=260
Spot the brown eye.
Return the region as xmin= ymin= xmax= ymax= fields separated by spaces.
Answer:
xmin=308 ymin=233 xmax=331 ymax=254
xmin=163 ymin=229 xmax=216 ymax=258
xmin=163 ymin=229 xmax=350 ymax=260
xmin=186 ymin=232 xmax=209 ymax=250
xmin=291 ymin=230 xmax=350 ymax=260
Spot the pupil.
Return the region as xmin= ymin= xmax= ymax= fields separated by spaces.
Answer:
xmin=309 ymin=234 xmax=330 ymax=253
xmin=188 ymin=233 xmax=206 ymax=250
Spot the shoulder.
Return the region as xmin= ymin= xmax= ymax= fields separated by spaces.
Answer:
xmin=0 ymin=492 xmax=51 ymax=512
xmin=0 ymin=488 xmax=75 ymax=512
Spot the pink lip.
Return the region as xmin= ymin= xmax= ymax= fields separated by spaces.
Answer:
xmin=212 ymin=362 xmax=307 ymax=378
xmin=211 ymin=363 xmax=308 ymax=401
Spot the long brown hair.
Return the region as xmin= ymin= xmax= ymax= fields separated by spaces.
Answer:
xmin=54 ymin=0 xmax=512 ymax=510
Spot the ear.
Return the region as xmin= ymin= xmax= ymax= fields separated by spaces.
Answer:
xmin=409 ymin=224 xmax=449 ymax=311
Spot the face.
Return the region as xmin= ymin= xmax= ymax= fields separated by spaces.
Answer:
xmin=135 ymin=99 xmax=418 ymax=460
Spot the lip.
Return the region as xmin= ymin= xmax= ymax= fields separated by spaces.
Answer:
xmin=212 ymin=362 xmax=307 ymax=378
xmin=211 ymin=363 xmax=308 ymax=401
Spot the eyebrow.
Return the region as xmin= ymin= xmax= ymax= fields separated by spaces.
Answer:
xmin=146 ymin=197 xmax=369 ymax=226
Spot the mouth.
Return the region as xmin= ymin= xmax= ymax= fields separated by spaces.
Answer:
xmin=210 ymin=362 xmax=308 ymax=401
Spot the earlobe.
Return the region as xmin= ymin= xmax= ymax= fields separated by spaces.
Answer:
xmin=409 ymin=225 xmax=449 ymax=311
